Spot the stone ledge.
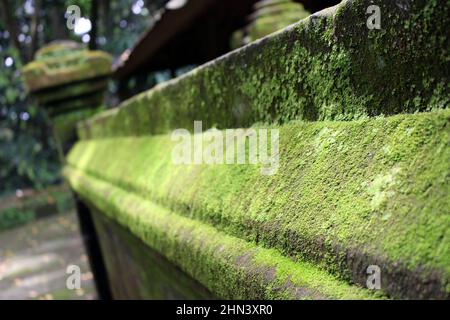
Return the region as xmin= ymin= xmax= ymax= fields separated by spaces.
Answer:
xmin=64 ymin=0 xmax=449 ymax=299
xmin=66 ymin=110 xmax=450 ymax=299
xmin=64 ymin=166 xmax=378 ymax=300
xmin=77 ymin=0 xmax=448 ymax=140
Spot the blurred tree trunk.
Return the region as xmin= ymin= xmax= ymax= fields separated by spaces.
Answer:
xmin=89 ymin=0 xmax=98 ymax=50
xmin=0 ymin=0 xmax=26 ymax=62
xmin=29 ymin=0 xmax=42 ymax=60
xmin=49 ymin=1 xmax=68 ymax=40
xmin=98 ymin=0 xmax=110 ymax=44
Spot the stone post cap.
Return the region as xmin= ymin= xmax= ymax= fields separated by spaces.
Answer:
xmin=22 ymin=40 xmax=112 ymax=93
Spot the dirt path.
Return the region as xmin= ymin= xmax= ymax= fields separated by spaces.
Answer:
xmin=0 ymin=212 xmax=97 ymax=299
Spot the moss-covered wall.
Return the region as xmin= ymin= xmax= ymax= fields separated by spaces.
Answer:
xmin=78 ymin=0 xmax=448 ymax=140
xmin=66 ymin=110 xmax=450 ymax=299
xmin=66 ymin=166 xmax=380 ymax=300
xmin=65 ymin=0 xmax=449 ymax=299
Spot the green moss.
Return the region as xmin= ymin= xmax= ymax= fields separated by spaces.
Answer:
xmin=255 ymin=1 xmax=305 ymax=14
xmin=79 ymin=0 xmax=449 ymax=139
xmin=53 ymin=106 xmax=105 ymax=146
xmin=64 ymin=0 xmax=448 ymax=299
xmin=92 ymin=208 xmax=216 ymax=299
xmin=66 ymin=109 xmax=450 ymax=298
xmin=35 ymin=41 xmax=85 ymax=60
xmin=65 ymin=165 xmax=378 ymax=299
xmin=22 ymin=50 xmax=112 ymax=92
xmin=246 ymin=1 xmax=310 ymax=42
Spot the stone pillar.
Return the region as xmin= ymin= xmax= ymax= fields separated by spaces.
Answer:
xmin=22 ymin=40 xmax=112 ymax=155
xmin=231 ymin=0 xmax=310 ymax=49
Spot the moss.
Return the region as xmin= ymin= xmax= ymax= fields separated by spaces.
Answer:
xmin=65 ymin=0 xmax=448 ymax=299
xmin=79 ymin=0 xmax=449 ymax=139
xmin=246 ymin=1 xmax=310 ymax=43
xmin=247 ymin=12 xmax=310 ymax=42
xmin=92 ymin=208 xmax=215 ymax=299
xmin=65 ymin=165 xmax=378 ymax=299
xmin=255 ymin=1 xmax=305 ymax=14
xmin=35 ymin=41 xmax=85 ymax=60
xmin=53 ymin=106 xmax=105 ymax=147
xmin=22 ymin=50 xmax=112 ymax=92
xmin=66 ymin=109 xmax=450 ymax=298
xmin=21 ymin=42 xmax=111 ymax=156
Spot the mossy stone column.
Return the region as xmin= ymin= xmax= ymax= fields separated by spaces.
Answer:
xmin=231 ymin=0 xmax=310 ymax=48
xmin=22 ymin=40 xmax=112 ymax=154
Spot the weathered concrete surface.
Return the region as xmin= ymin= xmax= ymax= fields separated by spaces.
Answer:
xmin=0 ymin=212 xmax=96 ymax=300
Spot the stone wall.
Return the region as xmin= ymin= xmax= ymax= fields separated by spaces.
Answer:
xmin=65 ymin=0 xmax=449 ymax=299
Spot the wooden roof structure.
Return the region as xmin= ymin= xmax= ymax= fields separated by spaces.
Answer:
xmin=113 ymin=0 xmax=340 ymax=81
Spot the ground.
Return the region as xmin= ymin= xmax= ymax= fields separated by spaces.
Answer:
xmin=0 ymin=212 xmax=96 ymax=300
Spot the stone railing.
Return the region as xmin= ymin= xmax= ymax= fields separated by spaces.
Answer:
xmin=64 ymin=0 xmax=448 ymax=299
